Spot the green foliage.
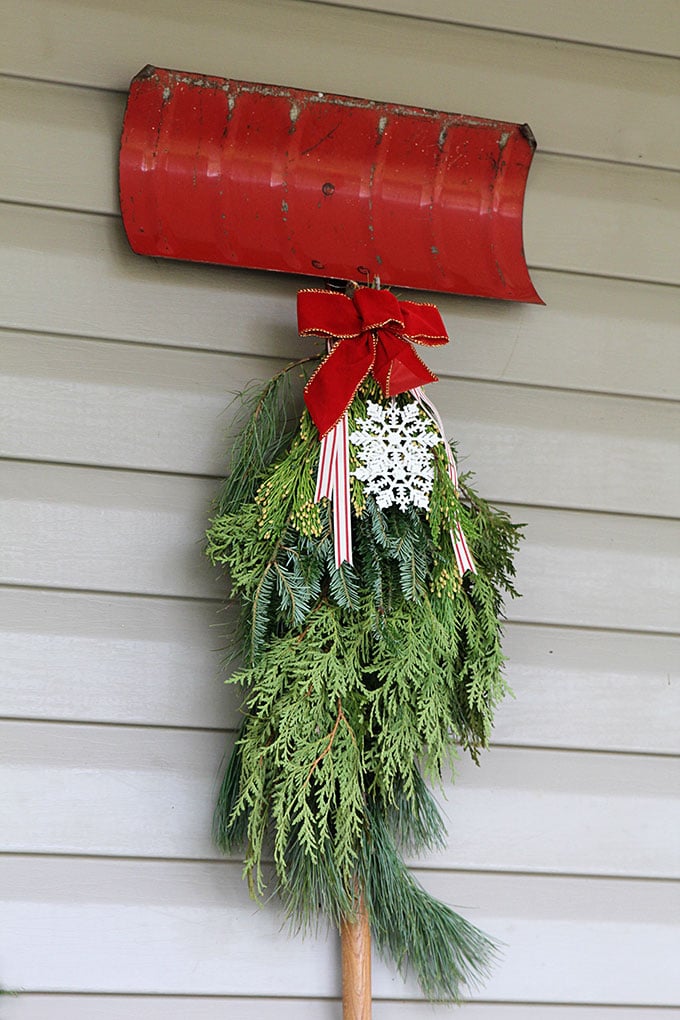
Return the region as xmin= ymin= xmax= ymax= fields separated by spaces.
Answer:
xmin=360 ymin=804 xmax=498 ymax=1000
xmin=214 ymin=358 xmax=317 ymax=516
xmin=207 ymin=366 xmax=522 ymax=1000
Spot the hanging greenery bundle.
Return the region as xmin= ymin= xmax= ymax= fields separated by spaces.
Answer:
xmin=206 ymin=285 xmax=522 ymax=1000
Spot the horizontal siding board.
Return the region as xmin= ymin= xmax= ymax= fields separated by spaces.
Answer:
xmin=6 ymin=1001 xmax=680 ymax=1020
xmin=3 ymin=78 xmax=680 ymax=286
xmin=2 ymin=720 xmax=678 ymax=878
xmin=307 ymin=1 xmax=680 ymax=58
xmin=524 ymin=157 xmax=680 ymax=286
xmin=0 ymin=588 xmax=235 ymax=730
xmin=0 ymin=461 xmax=220 ymax=599
xmin=494 ymin=625 xmax=680 ymax=755
xmin=3 ymin=332 xmax=679 ymax=518
xmin=1 ymin=856 xmax=679 ymax=1003
xmin=2 ymin=587 xmax=678 ymax=755
xmin=0 ymin=331 xmax=289 ymax=479
xmin=441 ymin=380 xmax=680 ymax=518
xmin=446 ymin=269 xmax=680 ymax=402
xmin=2 ymin=460 xmax=679 ymax=632
xmin=509 ymin=507 xmax=680 ymax=634
xmin=0 ymin=75 xmax=123 ymax=215
xmin=0 ymin=205 xmax=304 ymax=361
xmin=2 ymin=207 xmax=680 ymax=402
xmin=1 ymin=1 xmax=679 ymax=170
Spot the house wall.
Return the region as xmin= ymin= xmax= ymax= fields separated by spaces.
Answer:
xmin=1 ymin=2 xmax=679 ymax=1017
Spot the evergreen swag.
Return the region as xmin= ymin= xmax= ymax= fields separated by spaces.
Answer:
xmin=206 ymin=358 xmax=522 ymax=1000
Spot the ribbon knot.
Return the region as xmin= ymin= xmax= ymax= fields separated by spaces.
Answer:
xmin=298 ymin=287 xmax=448 ymax=437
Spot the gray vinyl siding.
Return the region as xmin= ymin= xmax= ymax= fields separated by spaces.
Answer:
xmin=1 ymin=1 xmax=679 ymax=1016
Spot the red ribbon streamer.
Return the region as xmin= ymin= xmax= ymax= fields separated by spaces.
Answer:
xmin=298 ymin=288 xmax=448 ymax=437
xmin=315 ymin=415 xmax=353 ymax=567
xmin=412 ymin=386 xmax=476 ymax=576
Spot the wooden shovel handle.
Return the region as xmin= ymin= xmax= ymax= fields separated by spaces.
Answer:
xmin=341 ymin=896 xmax=372 ymax=1020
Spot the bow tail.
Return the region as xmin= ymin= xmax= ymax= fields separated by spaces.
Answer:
xmin=452 ymin=521 xmax=476 ymax=577
xmin=412 ymin=387 xmax=476 ymax=577
xmin=304 ymin=336 xmax=375 ymax=438
xmin=373 ymin=332 xmax=438 ymax=397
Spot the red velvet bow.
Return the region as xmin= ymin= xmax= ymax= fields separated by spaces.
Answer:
xmin=298 ymin=288 xmax=448 ymax=436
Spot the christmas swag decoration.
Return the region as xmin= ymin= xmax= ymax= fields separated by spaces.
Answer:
xmin=206 ymin=283 xmax=522 ymax=1000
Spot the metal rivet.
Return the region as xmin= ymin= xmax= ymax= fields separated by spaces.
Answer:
xmin=322 ymin=182 xmax=335 ymax=196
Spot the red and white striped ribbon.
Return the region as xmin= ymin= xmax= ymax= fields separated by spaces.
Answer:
xmin=412 ymin=386 xmax=476 ymax=577
xmin=314 ymin=412 xmax=353 ymax=567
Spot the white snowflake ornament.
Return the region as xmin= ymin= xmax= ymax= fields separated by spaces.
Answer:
xmin=350 ymin=399 xmax=441 ymax=511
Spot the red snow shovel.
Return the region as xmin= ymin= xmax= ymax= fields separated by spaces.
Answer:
xmin=118 ymin=64 xmax=542 ymax=1020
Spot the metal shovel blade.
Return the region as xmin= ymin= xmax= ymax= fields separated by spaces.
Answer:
xmin=120 ymin=65 xmax=542 ymax=303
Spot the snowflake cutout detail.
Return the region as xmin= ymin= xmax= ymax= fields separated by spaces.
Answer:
xmin=350 ymin=400 xmax=441 ymax=511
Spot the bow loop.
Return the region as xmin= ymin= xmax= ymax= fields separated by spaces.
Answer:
xmin=399 ymin=301 xmax=449 ymax=345
xmin=299 ymin=287 xmax=449 ymax=436
xmin=297 ymin=290 xmax=363 ymax=340
xmin=352 ymin=287 xmax=404 ymax=332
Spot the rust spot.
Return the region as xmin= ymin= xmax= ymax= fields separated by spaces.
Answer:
xmin=520 ymin=123 xmax=537 ymax=149
xmin=311 ymin=259 xmax=325 ymax=269
xmin=367 ymin=162 xmax=376 ymax=240
xmin=491 ymin=245 xmax=506 ymax=286
xmin=134 ymin=69 xmax=511 ymax=130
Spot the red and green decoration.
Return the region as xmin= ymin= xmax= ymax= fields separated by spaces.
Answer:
xmin=206 ymin=283 xmax=522 ymax=1000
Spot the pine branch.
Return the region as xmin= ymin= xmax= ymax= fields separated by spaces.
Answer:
xmin=360 ymin=805 xmax=499 ymax=1000
xmin=215 ymin=357 xmax=318 ymax=515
